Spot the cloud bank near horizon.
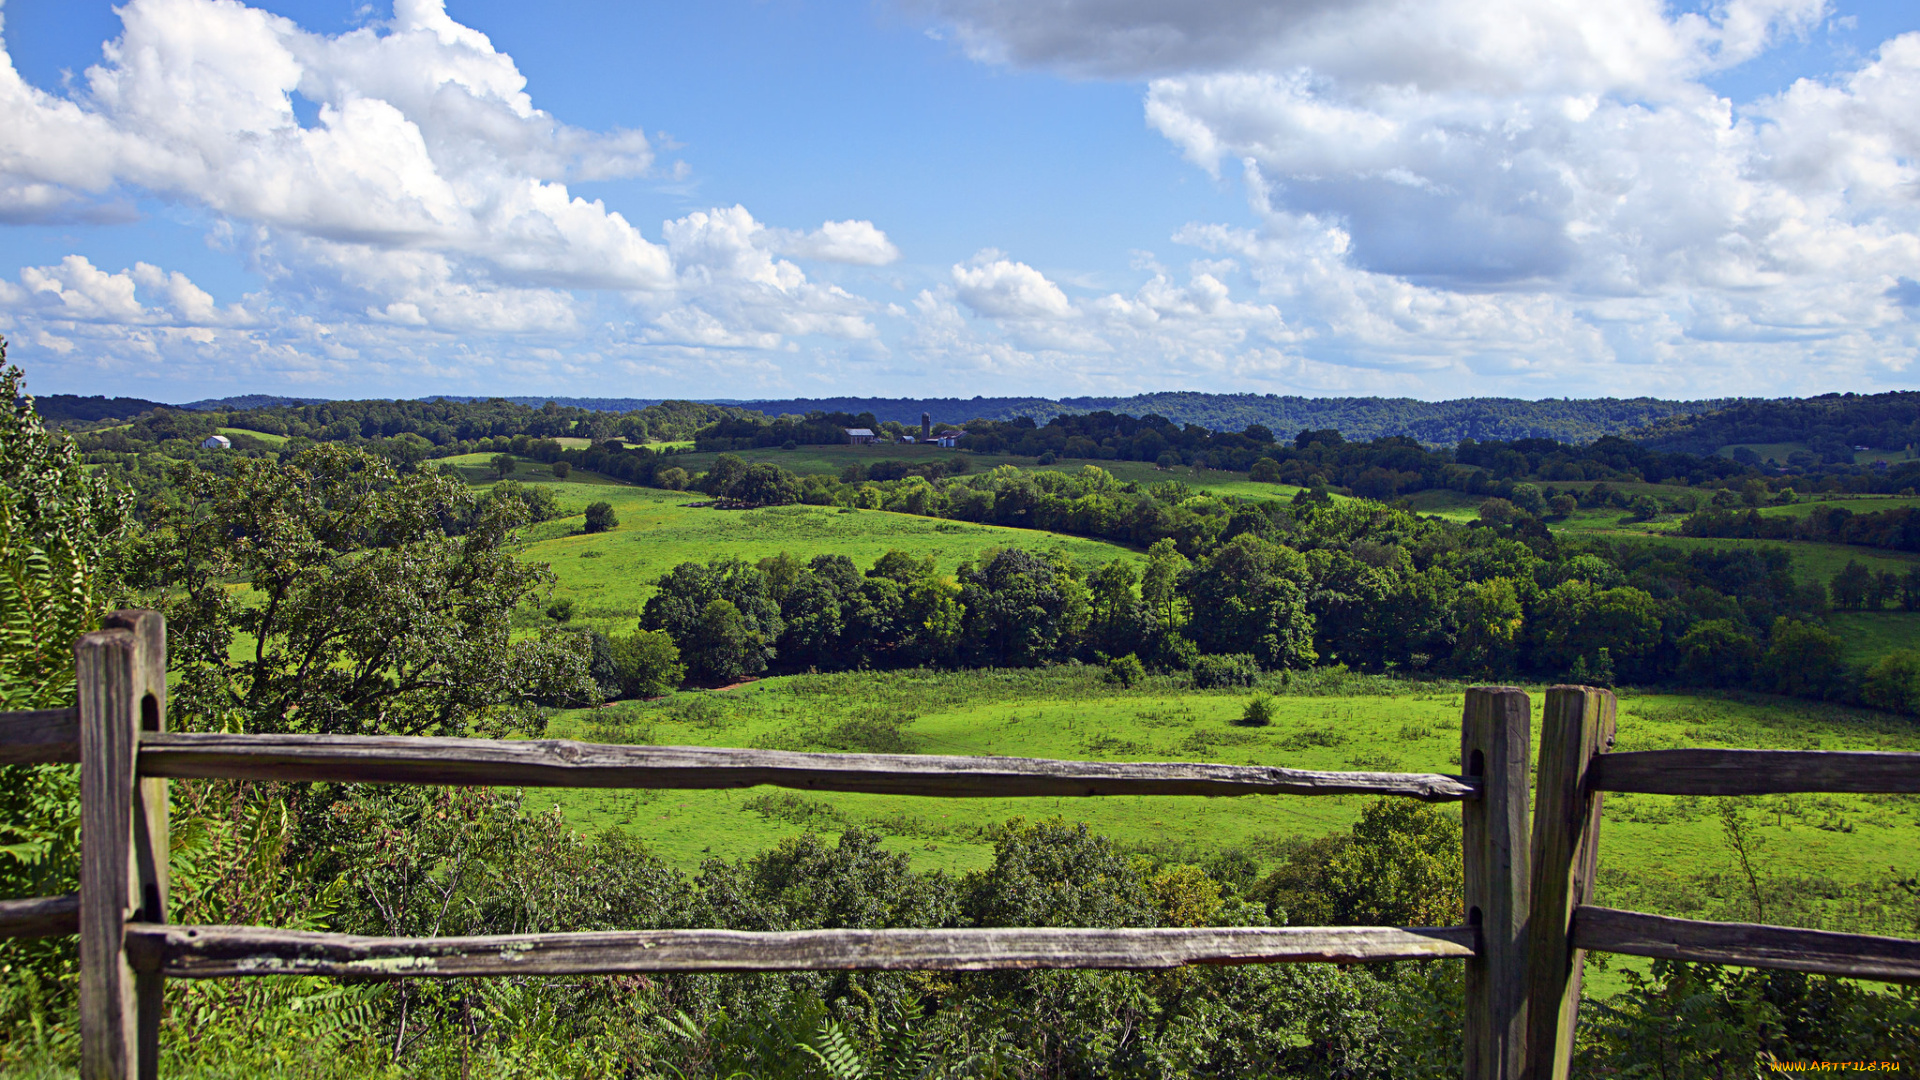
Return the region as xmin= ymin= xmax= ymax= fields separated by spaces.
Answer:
xmin=0 ymin=0 xmax=1915 ymax=400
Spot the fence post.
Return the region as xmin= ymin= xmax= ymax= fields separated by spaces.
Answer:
xmin=78 ymin=610 xmax=168 ymax=1080
xmin=1523 ymin=685 xmax=1615 ymax=1080
xmin=1461 ymin=686 xmax=1531 ymax=1080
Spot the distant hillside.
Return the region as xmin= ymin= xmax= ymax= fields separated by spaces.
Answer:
xmin=40 ymin=388 xmax=1744 ymax=445
xmin=1632 ymin=391 xmax=1920 ymax=456
xmin=180 ymin=394 xmax=329 ymax=411
xmin=711 ymin=393 xmax=1727 ymax=445
xmin=35 ymin=393 xmax=172 ymax=427
xmin=421 ymin=394 xmax=664 ymax=411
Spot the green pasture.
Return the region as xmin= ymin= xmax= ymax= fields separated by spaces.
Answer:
xmin=437 ymin=452 xmax=627 ymax=486
xmin=1719 ymin=441 xmax=1917 ymax=467
xmin=217 ymin=426 xmax=287 ymax=447
xmin=437 ymin=466 xmax=1140 ymax=632
xmin=530 ymin=668 xmax=1920 ymax=955
xmin=1405 ymin=485 xmax=1699 ymax=530
xmin=1749 ymin=495 xmax=1920 ymax=518
xmin=533 ymin=502 xmax=1136 ymax=632
xmin=1607 ymin=534 xmax=1920 ymax=588
xmin=1828 ymin=612 xmax=1920 ymax=665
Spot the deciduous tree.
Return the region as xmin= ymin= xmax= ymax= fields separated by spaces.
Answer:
xmin=136 ymin=444 xmax=594 ymax=737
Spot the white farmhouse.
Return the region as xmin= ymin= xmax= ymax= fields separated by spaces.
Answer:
xmin=200 ymin=435 xmax=232 ymax=450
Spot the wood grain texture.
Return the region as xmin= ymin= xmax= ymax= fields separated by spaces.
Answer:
xmin=1573 ymin=907 xmax=1920 ymax=983
xmin=129 ymin=923 xmax=1479 ymax=980
xmin=77 ymin=610 xmax=168 ymax=1080
xmin=138 ymin=734 xmax=1479 ymax=801
xmin=0 ymin=893 xmax=79 ymax=939
xmin=1523 ymin=686 xmax=1615 ymax=1080
xmin=1592 ymin=749 xmax=1920 ymax=795
xmin=78 ymin=625 xmax=140 ymax=1080
xmin=0 ymin=707 xmax=80 ymax=764
xmin=1461 ymin=687 xmax=1532 ymax=1080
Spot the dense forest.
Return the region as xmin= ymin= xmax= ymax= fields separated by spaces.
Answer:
xmin=1636 ymin=391 xmax=1920 ymax=457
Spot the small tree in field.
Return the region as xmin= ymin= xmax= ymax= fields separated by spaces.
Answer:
xmin=491 ymin=452 xmax=517 ymax=480
xmin=551 ymin=461 xmax=570 ymax=479
xmin=584 ymin=501 xmax=618 ymax=533
xmin=1240 ymin=694 xmax=1275 ymax=726
xmin=607 ymin=629 xmax=685 ymax=698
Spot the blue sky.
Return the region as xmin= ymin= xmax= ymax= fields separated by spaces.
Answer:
xmin=1 ymin=0 xmax=1917 ymax=402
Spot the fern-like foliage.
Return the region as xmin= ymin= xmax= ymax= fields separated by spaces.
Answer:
xmin=799 ymin=1020 xmax=870 ymax=1080
xmin=0 ymin=343 xmax=129 ymax=710
xmin=0 ymin=493 xmax=100 ymax=711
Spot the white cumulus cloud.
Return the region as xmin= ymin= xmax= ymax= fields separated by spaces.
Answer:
xmin=921 ymin=0 xmax=1920 ymax=395
xmin=952 ymin=252 xmax=1075 ymax=319
xmin=0 ymin=0 xmax=901 ymax=393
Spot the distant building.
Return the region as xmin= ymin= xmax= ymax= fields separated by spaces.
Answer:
xmin=934 ymin=433 xmax=960 ymax=448
xmin=200 ymin=435 xmax=231 ymax=450
xmin=921 ymin=412 xmax=932 ymax=441
xmin=900 ymin=435 xmax=916 ymax=444
xmin=846 ymin=428 xmax=876 ymax=445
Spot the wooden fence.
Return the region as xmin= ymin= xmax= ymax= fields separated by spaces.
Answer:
xmin=0 ymin=610 xmax=1916 ymax=1079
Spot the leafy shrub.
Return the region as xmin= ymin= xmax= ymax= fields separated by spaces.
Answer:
xmin=1507 ymin=482 xmax=1547 ymax=515
xmin=545 ymin=598 xmax=575 ymax=623
xmin=550 ymin=461 xmax=570 ymax=479
xmin=1250 ymin=798 xmax=1463 ymax=928
xmin=605 ymin=628 xmax=685 ymax=699
xmin=1763 ymin=617 xmax=1846 ymax=697
xmin=1105 ymin=653 xmax=1146 ymax=688
xmin=487 ymin=480 xmax=559 ymax=522
xmin=1862 ymin=649 xmax=1920 ymax=714
xmin=1192 ymin=653 xmax=1259 ymax=689
xmin=1675 ymin=619 xmax=1761 ymax=687
xmin=1477 ymin=497 xmax=1520 ymax=524
xmin=583 ymin=501 xmax=617 ymax=533
xmin=1146 ymin=630 xmax=1200 ymax=671
xmin=1239 ymin=694 xmax=1275 ymax=726
xmin=1577 ymin=960 xmax=1920 ymax=1075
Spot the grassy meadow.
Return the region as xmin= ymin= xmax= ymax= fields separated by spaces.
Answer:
xmin=529 ymin=665 xmax=1920 ymax=983
xmin=1403 ymin=485 xmax=1920 ymax=592
xmin=445 ymin=453 xmax=1920 ymax=997
xmin=216 ymin=426 xmax=288 ymax=447
xmin=436 ymin=454 xmax=1139 ymax=635
xmin=433 ymin=457 xmax=1920 ymax=885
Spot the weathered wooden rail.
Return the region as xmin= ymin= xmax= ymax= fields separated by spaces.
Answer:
xmin=1 ymin=609 xmax=1916 ymax=1080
